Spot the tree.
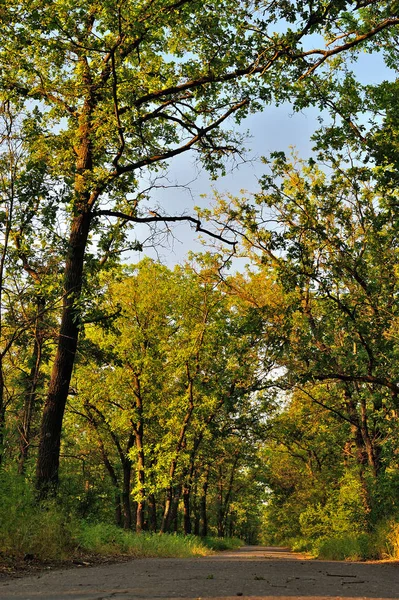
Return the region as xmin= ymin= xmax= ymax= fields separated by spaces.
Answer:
xmin=0 ymin=101 xmax=62 ymax=470
xmin=1 ymin=0 xmax=397 ymax=494
xmin=212 ymin=145 xmax=399 ymax=529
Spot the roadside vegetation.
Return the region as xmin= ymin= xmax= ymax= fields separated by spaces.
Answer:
xmin=0 ymin=474 xmax=242 ymax=562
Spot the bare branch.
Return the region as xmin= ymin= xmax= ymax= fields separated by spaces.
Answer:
xmin=93 ymin=209 xmax=237 ymax=247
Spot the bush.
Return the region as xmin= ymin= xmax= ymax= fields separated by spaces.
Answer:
xmin=315 ymin=534 xmax=373 ymax=561
xmin=0 ymin=473 xmax=78 ymax=560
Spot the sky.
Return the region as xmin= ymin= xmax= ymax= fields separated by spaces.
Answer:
xmin=130 ymin=51 xmax=396 ymax=269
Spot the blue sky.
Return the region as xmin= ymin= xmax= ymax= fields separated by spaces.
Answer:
xmin=131 ymin=51 xmax=397 ymax=268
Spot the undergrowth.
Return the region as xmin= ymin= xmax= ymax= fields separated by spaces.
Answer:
xmin=288 ymin=521 xmax=399 ymax=561
xmin=0 ymin=473 xmax=241 ymax=561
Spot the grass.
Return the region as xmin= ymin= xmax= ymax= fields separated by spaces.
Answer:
xmin=200 ymin=536 xmax=244 ymax=552
xmin=76 ymin=524 xmax=215 ymax=558
xmin=286 ymin=521 xmax=399 ymax=562
xmin=0 ymin=474 xmax=242 ymax=562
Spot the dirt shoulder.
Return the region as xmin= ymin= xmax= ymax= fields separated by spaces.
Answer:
xmin=0 ymin=552 xmax=134 ymax=580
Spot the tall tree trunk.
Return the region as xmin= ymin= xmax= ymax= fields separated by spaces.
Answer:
xmin=359 ymin=393 xmax=380 ymax=478
xmin=132 ymin=372 xmax=145 ymax=533
xmin=98 ymin=439 xmax=122 ymax=527
xmin=161 ymin=488 xmax=173 ymax=533
xmin=0 ymin=366 xmax=5 ymax=466
xmin=200 ymin=467 xmax=210 ymax=537
xmin=218 ymin=454 xmax=240 ymax=538
xmin=36 ymin=59 xmax=96 ymax=497
xmin=171 ymin=487 xmax=181 ymax=533
xmin=160 ymin=375 xmax=194 ymax=532
xmin=163 ymin=486 xmax=181 ymax=533
xmin=183 ymin=483 xmax=191 ymax=535
xmin=148 ymin=493 xmax=157 ymax=532
xmin=122 ymin=459 xmax=132 ymax=529
xmin=36 ymin=210 xmax=92 ymax=496
xmin=18 ymin=297 xmax=45 ymax=474
xmin=217 ymin=466 xmax=224 ymax=538
xmin=136 ymin=435 xmax=145 ymax=533
xmin=193 ymin=480 xmax=200 ymax=536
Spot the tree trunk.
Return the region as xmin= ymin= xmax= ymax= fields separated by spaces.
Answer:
xmin=136 ymin=435 xmax=145 ymax=533
xmin=160 ymin=375 xmax=194 ymax=532
xmin=161 ymin=488 xmax=173 ymax=533
xmin=132 ymin=373 xmax=145 ymax=533
xmin=122 ymin=459 xmax=132 ymax=529
xmin=217 ymin=467 xmax=224 ymax=538
xmin=36 ymin=63 xmax=95 ymax=497
xmin=200 ymin=467 xmax=210 ymax=537
xmin=183 ymin=484 xmax=191 ymax=535
xmin=18 ymin=297 xmax=45 ymax=474
xmin=359 ymin=393 xmax=380 ymax=477
xmin=0 ymin=366 xmax=5 ymax=466
xmin=98 ymin=440 xmax=122 ymax=527
xmin=162 ymin=486 xmax=181 ymax=533
xmin=35 ymin=211 xmax=92 ymax=496
xmin=147 ymin=493 xmax=157 ymax=532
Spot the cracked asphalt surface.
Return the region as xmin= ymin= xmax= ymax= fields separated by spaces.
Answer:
xmin=1 ymin=546 xmax=399 ymax=600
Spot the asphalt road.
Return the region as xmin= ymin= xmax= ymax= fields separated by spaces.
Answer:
xmin=1 ymin=546 xmax=399 ymax=600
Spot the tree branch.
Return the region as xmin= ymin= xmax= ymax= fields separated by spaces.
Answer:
xmin=94 ymin=209 xmax=237 ymax=247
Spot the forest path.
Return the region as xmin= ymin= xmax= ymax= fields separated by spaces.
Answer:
xmin=1 ymin=545 xmax=399 ymax=600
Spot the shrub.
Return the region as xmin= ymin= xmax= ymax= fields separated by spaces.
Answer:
xmin=0 ymin=473 xmax=78 ymax=560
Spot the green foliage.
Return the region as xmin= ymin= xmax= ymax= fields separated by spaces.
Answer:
xmin=0 ymin=473 xmax=78 ymax=560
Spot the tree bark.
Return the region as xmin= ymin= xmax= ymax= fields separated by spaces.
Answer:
xmin=359 ymin=393 xmax=380 ymax=477
xmin=200 ymin=467 xmax=210 ymax=537
xmin=0 ymin=366 xmax=5 ymax=466
xmin=36 ymin=210 xmax=92 ymax=496
xmin=122 ymin=458 xmax=132 ymax=529
xmin=183 ymin=483 xmax=191 ymax=535
xmin=18 ymin=297 xmax=45 ymax=474
xmin=132 ymin=372 xmax=145 ymax=533
xmin=35 ymin=52 xmax=96 ymax=496
xmin=147 ymin=493 xmax=157 ymax=532
xmin=160 ymin=375 xmax=194 ymax=532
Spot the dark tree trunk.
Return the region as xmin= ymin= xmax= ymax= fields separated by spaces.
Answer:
xmin=218 ymin=454 xmax=239 ymax=538
xmin=162 ymin=486 xmax=181 ymax=533
xmin=0 ymin=366 xmax=5 ymax=466
xmin=98 ymin=440 xmax=122 ymax=527
xmin=136 ymin=439 xmax=145 ymax=532
xmin=161 ymin=488 xmax=173 ymax=533
xmin=36 ymin=67 xmax=95 ymax=497
xmin=122 ymin=459 xmax=132 ymax=529
xmin=200 ymin=467 xmax=210 ymax=537
xmin=132 ymin=373 xmax=145 ymax=533
xmin=161 ymin=375 xmax=194 ymax=532
xmin=183 ymin=484 xmax=191 ymax=535
xmin=217 ymin=468 xmax=224 ymax=538
xmin=35 ymin=211 xmax=92 ymax=496
xmin=359 ymin=393 xmax=381 ymax=477
xmin=148 ymin=493 xmax=157 ymax=532
xmin=18 ymin=297 xmax=45 ymax=474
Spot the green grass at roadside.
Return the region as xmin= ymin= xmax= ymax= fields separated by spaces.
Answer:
xmin=198 ymin=536 xmax=244 ymax=552
xmin=77 ymin=524 xmax=216 ymax=558
xmin=0 ymin=474 xmax=242 ymax=561
xmin=287 ymin=521 xmax=399 ymax=561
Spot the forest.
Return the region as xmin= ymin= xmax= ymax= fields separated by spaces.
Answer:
xmin=1 ymin=0 xmax=399 ymax=564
